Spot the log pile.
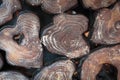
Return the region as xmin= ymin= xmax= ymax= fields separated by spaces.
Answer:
xmin=0 ymin=0 xmax=119 ymax=80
